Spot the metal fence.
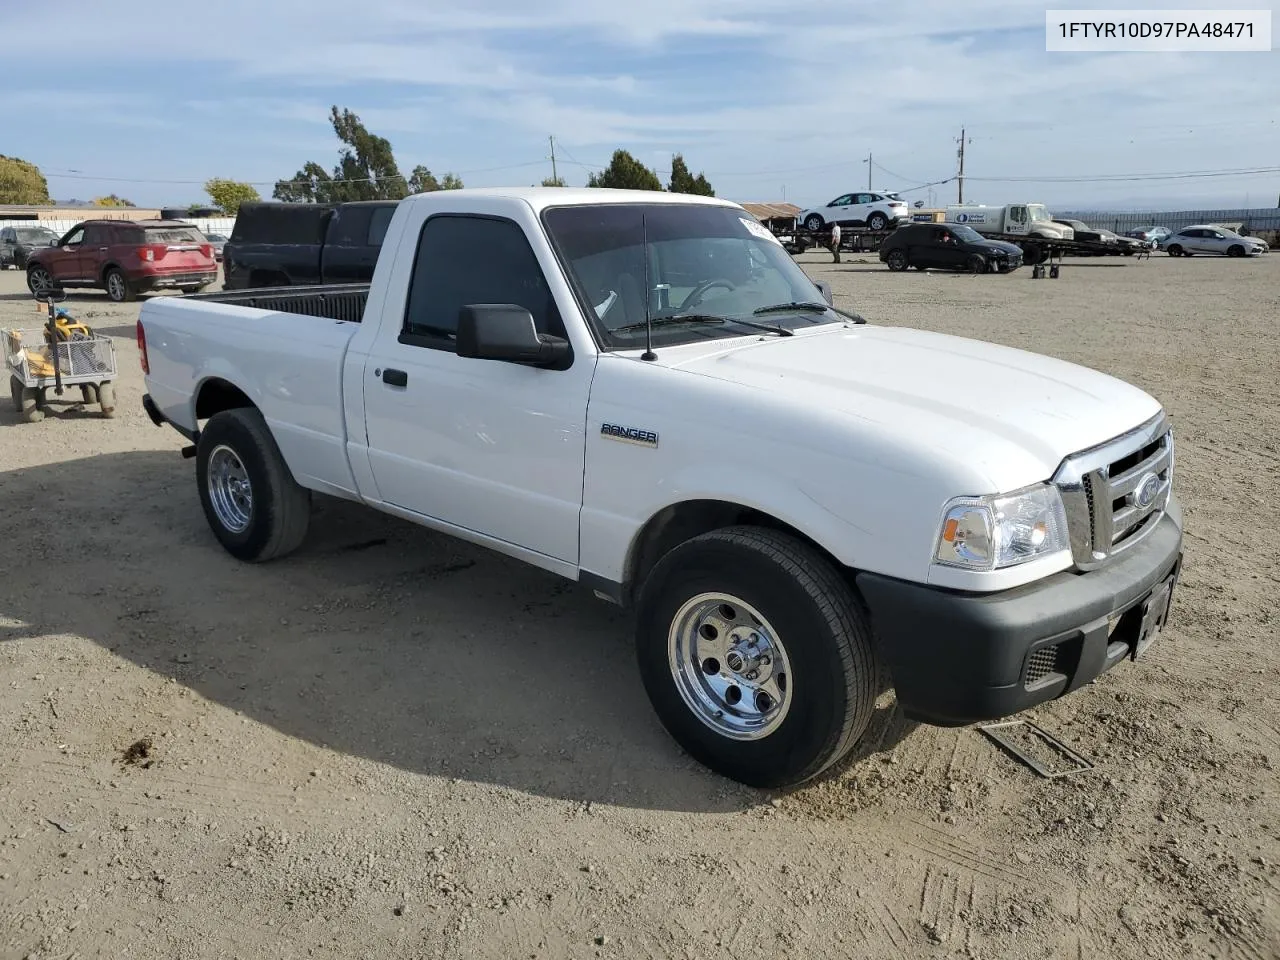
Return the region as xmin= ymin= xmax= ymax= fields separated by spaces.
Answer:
xmin=1055 ymin=207 xmax=1280 ymax=236
xmin=0 ymin=217 xmax=236 ymax=237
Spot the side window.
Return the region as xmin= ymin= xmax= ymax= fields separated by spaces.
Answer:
xmin=367 ymin=207 xmax=394 ymax=246
xmin=62 ymin=228 xmax=85 ymax=247
xmin=1 ymin=229 xmax=12 ymax=242
xmin=82 ymin=224 xmax=106 ymax=245
xmin=831 ymin=194 xmax=852 ymax=206
xmin=402 ymin=215 xmax=563 ymax=347
xmin=327 ymin=207 xmax=371 ymax=246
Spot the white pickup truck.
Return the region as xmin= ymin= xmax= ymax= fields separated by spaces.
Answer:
xmin=136 ymin=187 xmax=1183 ymax=788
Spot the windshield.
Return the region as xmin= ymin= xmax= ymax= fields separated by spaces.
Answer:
xmin=950 ymin=224 xmax=984 ymax=242
xmin=14 ymin=228 xmax=56 ymax=242
xmin=541 ymin=203 xmax=840 ymax=350
xmin=1028 ymin=204 xmax=1052 ymax=222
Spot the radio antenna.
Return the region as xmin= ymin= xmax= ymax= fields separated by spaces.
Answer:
xmin=640 ymin=211 xmax=657 ymax=361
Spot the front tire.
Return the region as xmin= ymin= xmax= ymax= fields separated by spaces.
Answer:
xmin=968 ymin=253 xmax=988 ymax=274
xmin=885 ymin=249 xmax=909 ymax=271
xmin=1228 ymin=244 xmax=1245 ymax=258
xmin=195 ymin=407 xmax=311 ymax=562
xmin=1166 ymin=244 xmax=1183 ymax=257
xmin=634 ymin=526 xmax=878 ymax=788
xmin=26 ymin=265 xmax=55 ymax=296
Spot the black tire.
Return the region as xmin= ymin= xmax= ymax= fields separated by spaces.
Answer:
xmin=9 ymin=376 xmax=22 ymax=413
xmin=26 ymin=264 xmax=55 ymax=296
xmin=104 ymin=268 xmax=136 ymax=303
xmin=967 ymin=253 xmax=988 ymax=274
xmin=19 ymin=384 xmax=42 ymax=422
xmin=634 ymin=525 xmax=878 ymax=788
xmin=1166 ymin=244 xmax=1183 ymax=257
xmin=97 ymin=381 xmax=116 ymax=418
xmin=1228 ymin=244 xmax=1245 ymax=258
xmin=885 ymin=249 xmax=909 ymax=272
xmin=195 ymin=407 xmax=311 ymax=562
xmin=1021 ymin=242 xmax=1043 ymax=266
xmin=867 ymin=212 xmax=888 ymax=231
xmin=804 ymin=214 xmax=824 ymax=232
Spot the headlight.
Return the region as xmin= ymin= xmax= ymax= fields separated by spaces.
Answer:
xmin=933 ymin=484 xmax=1069 ymax=571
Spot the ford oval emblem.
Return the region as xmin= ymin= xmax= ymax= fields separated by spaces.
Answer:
xmin=1135 ymin=472 xmax=1161 ymax=508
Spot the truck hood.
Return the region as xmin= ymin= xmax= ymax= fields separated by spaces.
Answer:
xmin=659 ymin=323 xmax=1162 ymax=490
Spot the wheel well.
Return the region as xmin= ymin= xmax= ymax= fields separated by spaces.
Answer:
xmin=622 ymin=499 xmax=853 ymax=606
xmin=101 ymin=262 xmax=123 ymax=283
xmin=195 ymin=378 xmax=254 ymax=421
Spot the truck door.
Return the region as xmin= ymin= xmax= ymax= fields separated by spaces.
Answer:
xmin=359 ymin=211 xmax=593 ymax=565
xmin=1006 ymin=205 xmax=1029 ymax=236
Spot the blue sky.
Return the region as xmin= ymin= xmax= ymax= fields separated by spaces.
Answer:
xmin=3 ymin=0 xmax=1277 ymax=211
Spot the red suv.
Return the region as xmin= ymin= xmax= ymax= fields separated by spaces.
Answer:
xmin=26 ymin=219 xmax=218 ymax=303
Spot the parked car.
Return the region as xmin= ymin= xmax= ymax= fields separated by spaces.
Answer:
xmin=222 ymin=200 xmax=398 ymax=289
xmin=136 ymin=186 xmax=1182 ymax=789
xmin=0 ymin=224 xmax=60 ymax=269
xmin=1161 ymin=225 xmax=1269 ymax=257
xmin=204 ymin=232 xmax=228 ymax=262
xmin=1095 ymin=228 xmax=1143 ymax=256
xmin=799 ymin=191 xmax=909 ymax=232
xmin=1125 ymin=226 xmax=1171 ymax=246
xmin=879 ymin=222 xmax=1023 ymax=273
xmin=25 ymin=219 xmax=218 ymax=302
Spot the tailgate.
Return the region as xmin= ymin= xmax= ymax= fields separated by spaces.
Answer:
xmin=140 ymin=225 xmax=215 ymax=271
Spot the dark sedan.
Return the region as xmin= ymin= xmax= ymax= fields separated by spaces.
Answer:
xmin=0 ymin=224 xmax=60 ymax=269
xmin=879 ymin=222 xmax=1023 ymax=273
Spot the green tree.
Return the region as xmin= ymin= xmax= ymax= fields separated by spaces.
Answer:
xmin=586 ymin=149 xmax=662 ymax=191
xmin=273 ymin=106 xmax=408 ymax=202
xmin=204 ymin=178 xmax=261 ymax=215
xmin=274 ymin=107 xmax=462 ymax=202
xmin=541 ymin=175 xmax=567 ymax=187
xmin=408 ymin=166 xmax=465 ymax=193
xmin=0 ymin=155 xmax=52 ymax=204
xmin=92 ymin=194 xmax=135 ymax=207
xmin=667 ymin=153 xmax=715 ymax=196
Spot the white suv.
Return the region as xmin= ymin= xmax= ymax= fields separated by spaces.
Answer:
xmin=800 ymin=191 xmax=909 ymax=232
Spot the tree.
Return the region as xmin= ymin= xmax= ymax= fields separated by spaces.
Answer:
xmin=204 ymin=178 xmax=261 ymax=215
xmin=586 ymin=149 xmax=662 ymax=191
xmin=667 ymin=153 xmax=715 ymax=197
xmin=274 ymin=107 xmax=462 ymax=202
xmin=541 ymin=175 xmax=567 ymax=187
xmin=92 ymin=194 xmax=135 ymax=207
xmin=0 ymin=155 xmax=52 ymax=204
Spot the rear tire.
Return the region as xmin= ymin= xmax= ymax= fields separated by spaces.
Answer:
xmin=104 ymin=268 xmax=136 ymax=303
xmin=634 ymin=525 xmax=878 ymax=788
xmin=97 ymin=381 xmax=116 ymax=418
xmin=868 ymin=212 xmax=888 ymax=231
xmin=195 ymin=407 xmax=311 ymax=562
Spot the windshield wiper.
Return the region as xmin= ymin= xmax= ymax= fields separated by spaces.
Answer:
xmin=753 ymin=301 xmax=866 ymax=324
xmin=613 ymin=313 xmax=792 ymax=337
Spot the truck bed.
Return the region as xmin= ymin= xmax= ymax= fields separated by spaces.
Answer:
xmin=187 ymin=283 xmax=369 ymax=323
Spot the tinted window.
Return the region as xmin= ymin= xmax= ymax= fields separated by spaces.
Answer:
xmin=402 ymin=215 xmax=561 ymax=345
xmin=82 ymin=224 xmax=109 ymax=245
xmin=143 ymin=225 xmax=205 ymax=244
xmin=231 ymin=203 xmax=334 ymax=244
xmin=327 ymin=206 xmax=373 ymax=246
xmin=368 ymin=207 xmax=394 ymax=246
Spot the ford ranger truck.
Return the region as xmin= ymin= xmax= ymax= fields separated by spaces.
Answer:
xmin=136 ymin=187 xmax=1183 ymax=789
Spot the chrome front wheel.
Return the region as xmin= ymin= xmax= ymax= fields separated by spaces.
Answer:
xmin=668 ymin=592 xmax=793 ymax=741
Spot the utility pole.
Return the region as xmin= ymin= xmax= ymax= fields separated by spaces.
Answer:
xmin=867 ymin=152 xmax=873 ymax=190
xmin=549 ymin=135 xmax=558 ymax=185
xmin=955 ymin=127 xmax=970 ymax=203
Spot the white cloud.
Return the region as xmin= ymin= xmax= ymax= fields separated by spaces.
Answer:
xmin=1 ymin=0 xmax=1276 ymax=208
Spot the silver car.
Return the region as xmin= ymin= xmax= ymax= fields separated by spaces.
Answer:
xmin=1162 ymin=225 xmax=1269 ymax=258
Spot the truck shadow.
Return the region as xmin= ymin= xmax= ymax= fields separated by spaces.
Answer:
xmin=0 ymin=450 xmax=910 ymax=812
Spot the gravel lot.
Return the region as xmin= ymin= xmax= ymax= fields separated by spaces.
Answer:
xmin=1 ymin=251 xmax=1277 ymax=960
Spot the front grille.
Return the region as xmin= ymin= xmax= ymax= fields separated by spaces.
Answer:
xmin=1052 ymin=412 xmax=1173 ymax=570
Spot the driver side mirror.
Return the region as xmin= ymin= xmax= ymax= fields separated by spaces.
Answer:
xmin=456 ymin=304 xmax=571 ymax=369
xmin=49 ymin=238 xmax=60 ymax=246
xmin=814 ymin=281 xmax=834 ymax=306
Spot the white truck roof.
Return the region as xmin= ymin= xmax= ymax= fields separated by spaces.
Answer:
xmin=404 ymin=186 xmax=735 ymax=214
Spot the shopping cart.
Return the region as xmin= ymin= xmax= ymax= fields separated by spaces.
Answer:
xmin=5 ymin=288 xmax=118 ymax=422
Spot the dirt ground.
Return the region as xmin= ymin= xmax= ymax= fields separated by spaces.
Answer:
xmin=1 ymin=251 xmax=1277 ymax=960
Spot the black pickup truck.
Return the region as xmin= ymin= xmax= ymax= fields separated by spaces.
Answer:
xmin=221 ymin=200 xmax=397 ymax=290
